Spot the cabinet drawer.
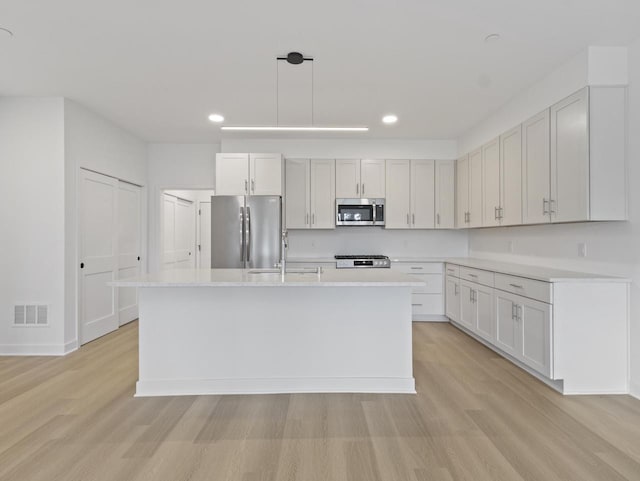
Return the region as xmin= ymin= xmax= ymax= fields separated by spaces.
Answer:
xmin=459 ymin=267 xmax=494 ymax=287
xmin=412 ymin=293 xmax=444 ymax=315
xmin=409 ymin=273 xmax=443 ymax=294
xmin=393 ymin=262 xmax=443 ymax=274
xmin=445 ymin=264 xmax=460 ymax=277
xmin=494 ymin=273 xmax=551 ymax=303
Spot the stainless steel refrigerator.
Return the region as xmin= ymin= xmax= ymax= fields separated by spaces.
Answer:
xmin=210 ymin=195 xmax=282 ymax=268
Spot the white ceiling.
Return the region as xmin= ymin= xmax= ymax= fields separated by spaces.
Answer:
xmin=2 ymin=0 xmax=640 ymax=142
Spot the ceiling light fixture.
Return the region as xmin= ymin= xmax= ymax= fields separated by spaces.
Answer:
xmin=484 ymin=33 xmax=501 ymax=43
xmin=382 ymin=114 xmax=398 ymax=124
xmin=208 ymin=113 xmax=225 ymax=123
xmin=0 ymin=27 xmax=13 ymax=38
xmin=217 ymin=52 xmax=368 ymax=133
xmin=221 ymin=126 xmax=368 ymax=132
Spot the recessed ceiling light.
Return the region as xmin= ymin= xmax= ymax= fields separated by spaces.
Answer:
xmin=208 ymin=113 xmax=225 ymax=123
xmin=0 ymin=27 xmax=13 ymax=38
xmin=382 ymin=114 xmax=398 ymax=124
xmin=484 ymin=33 xmax=501 ymax=43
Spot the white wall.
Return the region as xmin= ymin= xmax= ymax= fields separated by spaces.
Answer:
xmin=147 ymin=144 xmax=220 ymax=273
xmin=0 ymin=98 xmax=67 ymax=354
xmin=460 ymin=40 xmax=640 ymax=398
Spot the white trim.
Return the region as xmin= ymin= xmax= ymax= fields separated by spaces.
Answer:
xmin=631 ymin=382 xmax=640 ymax=400
xmin=135 ymin=377 xmax=416 ymax=397
xmin=413 ymin=315 xmax=448 ymax=322
xmin=0 ymin=339 xmax=77 ymax=356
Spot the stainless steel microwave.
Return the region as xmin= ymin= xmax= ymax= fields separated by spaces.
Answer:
xmin=336 ymin=198 xmax=385 ymax=226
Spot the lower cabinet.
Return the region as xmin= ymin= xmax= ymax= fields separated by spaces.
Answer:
xmin=392 ymin=262 xmax=444 ymax=320
xmin=459 ymin=279 xmax=494 ymax=343
xmin=445 ymin=275 xmax=460 ymax=322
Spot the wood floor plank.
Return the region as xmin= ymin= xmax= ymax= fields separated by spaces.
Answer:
xmin=0 ymin=321 xmax=639 ymax=481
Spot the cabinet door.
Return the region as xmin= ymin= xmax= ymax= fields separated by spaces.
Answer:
xmin=385 ymin=159 xmax=411 ymax=229
xmin=494 ymin=291 xmax=519 ymax=358
xmin=518 ymin=297 xmax=552 ymax=377
xmin=550 ymin=88 xmax=589 ymax=223
xmin=456 ymin=156 xmax=469 ymax=228
xmin=335 ymin=159 xmax=361 ymax=198
xmin=411 ymin=160 xmax=435 ymax=229
xmin=285 ymin=159 xmax=310 ymax=229
xmin=250 ymin=153 xmax=282 ymax=196
xmin=468 ymin=148 xmax=483 ymax=228
xmin=310 ymin=159 xmax=336 ymax=229
xmin=500 ymin=125 xmax=523 ymax=226
xmin=482 ymin=138 xmax=501 ymax=227
xmin=475 ymin=285 xmax=495 ymax=342
xmin=522 ymin=110 xmax=551 ymax=224
xmin=215 ymin=153 xmax=249 ymax=196
xmin=361 ymin=159 xmax=386 ymax=198
xmin=445 ymin=276 xmax=460 ymax=322
xmin=435 ymin=160 xmax=455 ymax=229
xmin=458 ymin=281 xmax=475 ymax=331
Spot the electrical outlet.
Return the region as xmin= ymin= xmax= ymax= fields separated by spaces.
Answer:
xmin=578 ymin=242 xmax=587 ymax=257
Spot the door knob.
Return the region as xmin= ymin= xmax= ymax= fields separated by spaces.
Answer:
xmin=80 ymin=263 xmax=84 ymax=269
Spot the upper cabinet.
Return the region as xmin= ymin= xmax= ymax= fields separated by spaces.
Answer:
xmin=500 ymin=125 xmax=523 ymax=226
xmin=468 ymin=148 xmax=483 ymax=228
xmin=386 ymin=159 xmax=435 ymax=229
xmin=336 ymin=159 xmax=385 ymax=198
xmin=456 ymin=155 xmax=469 ymax=228
xmin=435 ymin=160 xmax=456 ymax=229
xmin=285 ymin=158 xmax=335 ymax=230
xmin=481 ymin=138 xmax=501 ymax=227
xmin=216 ymin=153 xmax=283 ymax=196
xmin=522 ymin=109 xmax=551 ymax=224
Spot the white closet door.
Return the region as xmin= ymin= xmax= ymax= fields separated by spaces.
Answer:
xmin=163 ymin=194 xmax=177 ymax=267
xmin=198 ymin=201 xmax=212 ymax=268
xmin=411 ymin=160 xmax=435 ymax=229
xmin=79 ymin=169 xmax=119 ymax=345
xmin=174 ymin=198 xmax=196 ymax=268
xmin=117 ymin=181 xmax=142 ymax=325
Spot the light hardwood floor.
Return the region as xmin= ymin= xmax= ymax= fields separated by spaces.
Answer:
xmin=1 ymin=321 xmax=640 ymax=481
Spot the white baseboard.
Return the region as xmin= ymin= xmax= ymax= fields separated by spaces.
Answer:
xmin=631 ymin=382 xmax=640 ymax=400
xmin=136 ymin=377 xmax=417 ymax=397
xmin=0 ymin=339 xmax=78 ymax=356
xmin=413 ymin=315 xmax=448 ymax=322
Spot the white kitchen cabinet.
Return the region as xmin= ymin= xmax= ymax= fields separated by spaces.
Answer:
xmin=445 ymin=275 xmax=460 ymax=322
xmin=459 ymin=279 xmax=494 ymax=343
xmin=500 ymin=125 xmax=523 ymax=226
xmin=392 ymin=262 xmax=444 ymax=320
xmin=456 ymin=155 xmax=469 ymax=228
xmin=482 ymin=138 xmax=501 ymax=227
xmin=495 ymin=290 xmax=520 ymax=359
xmin=435 ymin=160 xmax=456 ymax=229
xmin=518 ymin=296 xmax=552 ymax=377
xmin=458 ymin=281 xmax=475 ymax=331
xmin=522 ymin=109 xmax=551 ymax=224
xmin=284 ymin=158 xmax=335 ymax=230
xmin=468 ymin=148 xmax=483 ymax=228
xmin=216 ymin=153 xmax=283 ymax=196
xmin=335 ymin=159 xmax=385 ymax=198
xmin=386 ymin=160 xmax=435 ymax=229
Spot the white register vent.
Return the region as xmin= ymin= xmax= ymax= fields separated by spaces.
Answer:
xmin=14 ymin=305 xmax=48 ymax=326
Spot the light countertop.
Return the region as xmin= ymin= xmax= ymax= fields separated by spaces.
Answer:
xmin=286 ymin=256 xmax=447 ymax=263
xmin=444 ymin=257 xmax=630 ymax=283
xmin=111 ymin=268 xmax=424 ymax=288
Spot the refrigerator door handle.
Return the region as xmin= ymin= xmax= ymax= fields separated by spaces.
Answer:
xmin=246 ymin=206 xmax=251 ymax=264
xmin=240 ymin=207 xmax=245 ymax=263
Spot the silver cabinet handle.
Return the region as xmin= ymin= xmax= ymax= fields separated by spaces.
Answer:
xmin=447 ymin=269 xmax=455 ymax=274
xmin=543 ymin=198 xmax=549 ymax=215
xmin=454 ymin=284 xmax=459 ymax=295
xmin=240 ymin=207 xmax=245 ymax=262
xmin=246 ymin=206 xmax=251 ymax=263
xmin=410 ymin=266 xmax=423 ymax=270
xmin=251 ymin=179 xmax=255 ymax=193
xmin=511 ymin=302 xmax=517 ymax=320
xmin=517 ymin=305 xmax=522 ymax=321
xmin=437 ymin=213 xmax=440 ymax=225
xmin=412 ymin=303 xmax=423 ymax=307
xmin=406 ymin=213 xmax=410 ymax=226
xmin=306 ymin=213 xmax=309 ymax=225
xmin=469 ymin=289 xmax=473 ymax=302
xmin=549 ymin=199 xmax=556 ymax=214
xmin=362 ymin=183 xmax=365 ymax=195
xmin=356 ymin=183 xmax=359 ymax=195
xmin=495 ymin=206 xmax=499 ymax=220
xmin=245 ymin=180 xmax=249 ymax=194
xmin=468 ymin=273 xmax=478 ymax=278
xmin=509 ymin=283 xmax=524 ymax=289
xmin=412 ymin=213 xmax=415 ymax=225
xmin=499 ymin=207 xmax=504 ymax=219
xmin=312 ymin=213 xmax=315 ymax=225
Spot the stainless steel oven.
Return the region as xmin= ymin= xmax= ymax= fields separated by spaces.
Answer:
xmin=336 ymin=198 xmax=385 ymax=226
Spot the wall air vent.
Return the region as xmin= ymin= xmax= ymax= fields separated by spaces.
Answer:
xmin=13 ymin=305 xmax=48 ymax=326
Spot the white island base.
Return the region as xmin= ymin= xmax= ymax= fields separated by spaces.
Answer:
xmin=125 ymin=269 xmax=419 ymax=396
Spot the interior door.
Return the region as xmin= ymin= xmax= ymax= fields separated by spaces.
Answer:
xmin=411 ymin=160 xmax=435 ymax=228
xmin=162 ymin=194 xmax=176 ymax=267
xmin=523 ymin=109 xmax=551 ymax=224
xmin=385 ymin=160 xmax=411 ymax=229
xmin=117 ymin=181 xmax=142 ymax=326
xmin=361 ymin=159 xmax=386 ymax=198
xmin=285 ymin=159 xmax=310 ymax=229
xmin=456 ymin=156 xmax=469 ymax=228
xmin=335 ymin=159 xmax=361 ymax=198
xmin=435 ymin=160 xmax=455 ymax=229
xmin=79 ymin=169 xmax=119 ymax=345
xmin=250 ymin=153 xmax=282 ymax=195
xmin=500 ymin=125 xmax=523 ymax=226
xmin=174 ymin=198 xmax=196 ymax=268
xmin=310 ymin=159 xmax=336 ymax=229
xmin=468 ymin=148 xmax=483 ymax=228
xmin=198 ymin=200 xmax=212 ymax=268
xmin=215 ymin=153 xmax=249 ymax=195
xmin=482 ymin=138 xmax=501 ymax=227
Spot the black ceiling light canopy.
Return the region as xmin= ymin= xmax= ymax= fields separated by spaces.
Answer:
xmin=277 ymin=52 xmax=313 ymax=65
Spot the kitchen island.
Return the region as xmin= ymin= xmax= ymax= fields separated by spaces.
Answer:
xmin=112 ymin=268 xmax=422 ymax=396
